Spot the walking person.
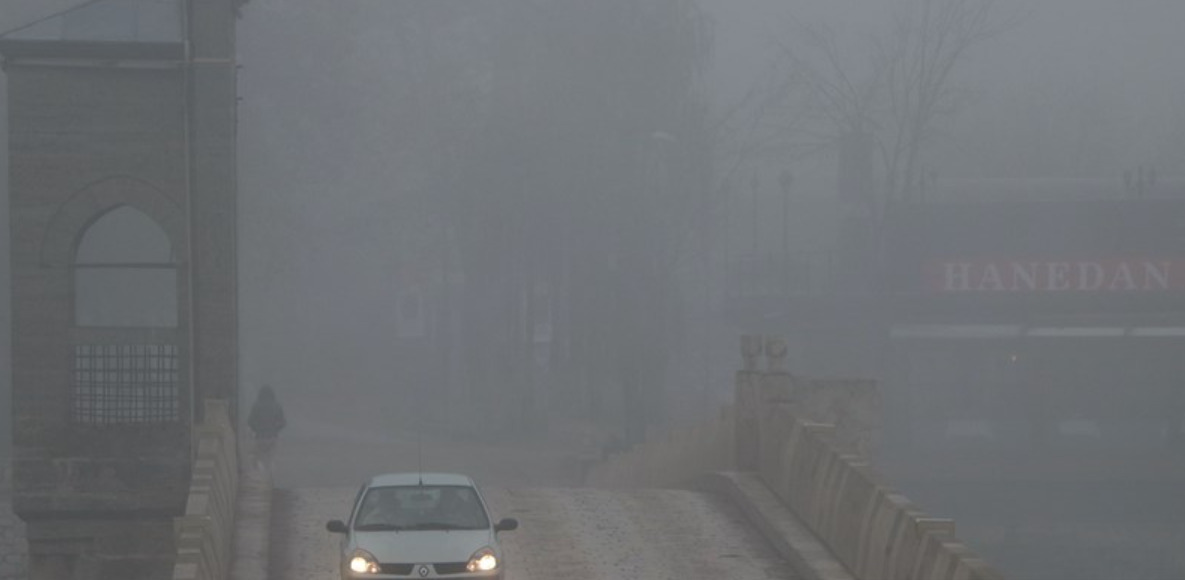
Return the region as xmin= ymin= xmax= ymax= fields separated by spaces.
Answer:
xmin=247 ymin=385 xmax=286 ymax=469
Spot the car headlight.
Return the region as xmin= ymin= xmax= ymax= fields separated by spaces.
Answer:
xmin=466 ymin=547 xmax=498 ymax=572
xmin=349 ymin=549 xmax=380 ymax=574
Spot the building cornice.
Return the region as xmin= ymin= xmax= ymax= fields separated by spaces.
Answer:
xmin=0 ymin=39 xmax=184 ymax=62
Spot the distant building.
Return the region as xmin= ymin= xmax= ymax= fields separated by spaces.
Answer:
xmin=0 ymin=0 xmax=240 ymax=578
xmin=727 ymin=179 xmax=1185 ymax=457
xmin=882 ymin=196 xmax=1185 ymax=451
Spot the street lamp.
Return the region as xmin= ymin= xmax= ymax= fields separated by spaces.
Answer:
xmin=778 ymin=169 xmax=794 ymax=292
xmin=750 ymin=173 xmax=760 ymax=258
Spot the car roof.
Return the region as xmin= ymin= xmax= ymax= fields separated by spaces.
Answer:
xmin=366 ymin=472 xmax=476 ymax=488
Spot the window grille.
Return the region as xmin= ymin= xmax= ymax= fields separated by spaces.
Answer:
xmin=73 ymin=344 xmax=180 ymax=425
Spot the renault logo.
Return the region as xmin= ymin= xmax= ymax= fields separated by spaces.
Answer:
xmin=417 ymin=565 xmax=430 ymax=577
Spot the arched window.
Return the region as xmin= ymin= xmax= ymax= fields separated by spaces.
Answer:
xmin=72 ymin=206 xmax=179 ymax=425
xmin=74 ymin=206 xmax=177 ymax=327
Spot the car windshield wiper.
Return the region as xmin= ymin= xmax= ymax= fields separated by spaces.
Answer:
xmin=354 ymin=523 xmax=405 ymax=531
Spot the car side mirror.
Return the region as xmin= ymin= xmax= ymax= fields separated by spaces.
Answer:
xmin=494 ymin=518 xmax=518 ymax=532
xmin=326 ymin=520 xmax=348 ymax=534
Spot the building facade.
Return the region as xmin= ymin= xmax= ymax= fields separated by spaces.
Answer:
xmin=0 ymin=1 xmax=240 ymax=578
xmin=727 ymin=186 xmax=1185 ymax=455
xmin=881 ymin=198 xmax=1185 ymax=452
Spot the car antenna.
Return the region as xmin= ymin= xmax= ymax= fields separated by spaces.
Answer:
xmin=416 ymin=373 xmax=424 ymax=486
xmin=416 ymin=400 xmax=423 ymax=486
xmin=416 ymin=387 xmax=423 ymax=486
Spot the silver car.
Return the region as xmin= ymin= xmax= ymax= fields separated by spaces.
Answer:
xmin=327 ymin=472 xmax=519 ymax=579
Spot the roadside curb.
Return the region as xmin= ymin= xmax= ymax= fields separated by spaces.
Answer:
xmin=229 ymin=461 xmax=273 ymax=580
xmin=696 ymin=471 xmax=856 ymax=580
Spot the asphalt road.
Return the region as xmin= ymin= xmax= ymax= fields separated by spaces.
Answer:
xmin=269 ymin=485 xmax=799 ymax=580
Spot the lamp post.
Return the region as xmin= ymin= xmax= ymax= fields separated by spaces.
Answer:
xmin=778 ymin=169 xmax=794 ymax=292
xmin=750 ymin=173 xmax=760 ymax=258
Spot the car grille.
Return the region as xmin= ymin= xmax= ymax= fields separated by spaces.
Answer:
xmin=375 ymin=563 xmax=470 ymax=576
xmin=433 ymin=562 xmax=469 ymax=575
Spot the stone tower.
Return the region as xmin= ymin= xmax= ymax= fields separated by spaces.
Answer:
xmin=0 ymin=0 xmax=240 ymax=577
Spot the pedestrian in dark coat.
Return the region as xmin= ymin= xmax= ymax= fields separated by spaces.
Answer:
xmin=247 ymin=385 xmax=286 ymax=468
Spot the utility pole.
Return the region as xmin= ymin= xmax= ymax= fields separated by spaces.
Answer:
xmin=750 ymin=172 xmax=760 ymax=257
xmin=779 ymin=169 xmax=794 ymax=293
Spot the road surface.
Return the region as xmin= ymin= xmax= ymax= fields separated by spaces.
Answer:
xmin=269 ymin=485 xmax=799 ymax=580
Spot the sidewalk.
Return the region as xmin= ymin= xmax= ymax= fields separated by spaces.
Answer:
xmin=229 ymin=458 xmax=273 ymax=580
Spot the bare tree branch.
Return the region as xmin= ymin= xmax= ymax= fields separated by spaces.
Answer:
xmin=764 ymin=0 xmax=1019 ymax=207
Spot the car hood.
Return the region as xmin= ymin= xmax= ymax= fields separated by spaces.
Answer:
xmin=353 ymin=529 xmax=496 ymax=563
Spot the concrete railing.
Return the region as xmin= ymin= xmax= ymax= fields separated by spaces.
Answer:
xmin=172 ymin=399 xmax=239 ymax=580
xmin=585 ymin=335 xmax=1006 ymax=580
xmin=739 ymin=336 xmax=1005 ymax=580
xmin=754 ymin=403 xmax=1003 ymax=580
xmin=584 ymin=405 xmax=734 ymax=488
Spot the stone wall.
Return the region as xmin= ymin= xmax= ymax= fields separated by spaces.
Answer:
xmin=0 ymin=461 xmax=28 ymax=580
xmin=172 ymin=400 xmax=239 ymax=580
xmin=6 ymin=61 xmax=194 ymax=518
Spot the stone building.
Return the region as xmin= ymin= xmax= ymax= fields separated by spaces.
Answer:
xmin=0 ymin=0 xmax=240 ymax=578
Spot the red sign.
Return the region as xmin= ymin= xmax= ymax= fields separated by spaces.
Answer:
xmin=926 ymin=259 xmax=1185 ymax=292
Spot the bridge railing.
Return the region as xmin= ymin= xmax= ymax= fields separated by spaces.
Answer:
xmin=172 ymin=399 xmax=239 ymax=580
xmin=754 ymin=401 xmax=1004 ymax=580
xmin=587 ymin=335 xmax=1006 ymax=580
xmin=741 ymin=336 xmax=1004 ymax=580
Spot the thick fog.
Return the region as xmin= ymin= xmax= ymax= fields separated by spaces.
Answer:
xmin=3 ymin=0 xmax=1185 ymax=578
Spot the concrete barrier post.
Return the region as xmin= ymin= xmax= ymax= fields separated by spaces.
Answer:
xmin=736 ymin=335 xmax=764 ymax=470
xmin=736 ymin=375 xmax=758 ymax=470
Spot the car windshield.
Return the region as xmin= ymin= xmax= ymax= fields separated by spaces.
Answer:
xmin=353 ymin=485 xmax=490 ymax=531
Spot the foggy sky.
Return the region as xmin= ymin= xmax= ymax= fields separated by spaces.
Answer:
xmin=1 ymin=0 xmax=1183 ymax=444
xmin=2 ymin=0 xmax=1184 ymax=448
xmin=700 ymin=0 xmax=1185 ymax=180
